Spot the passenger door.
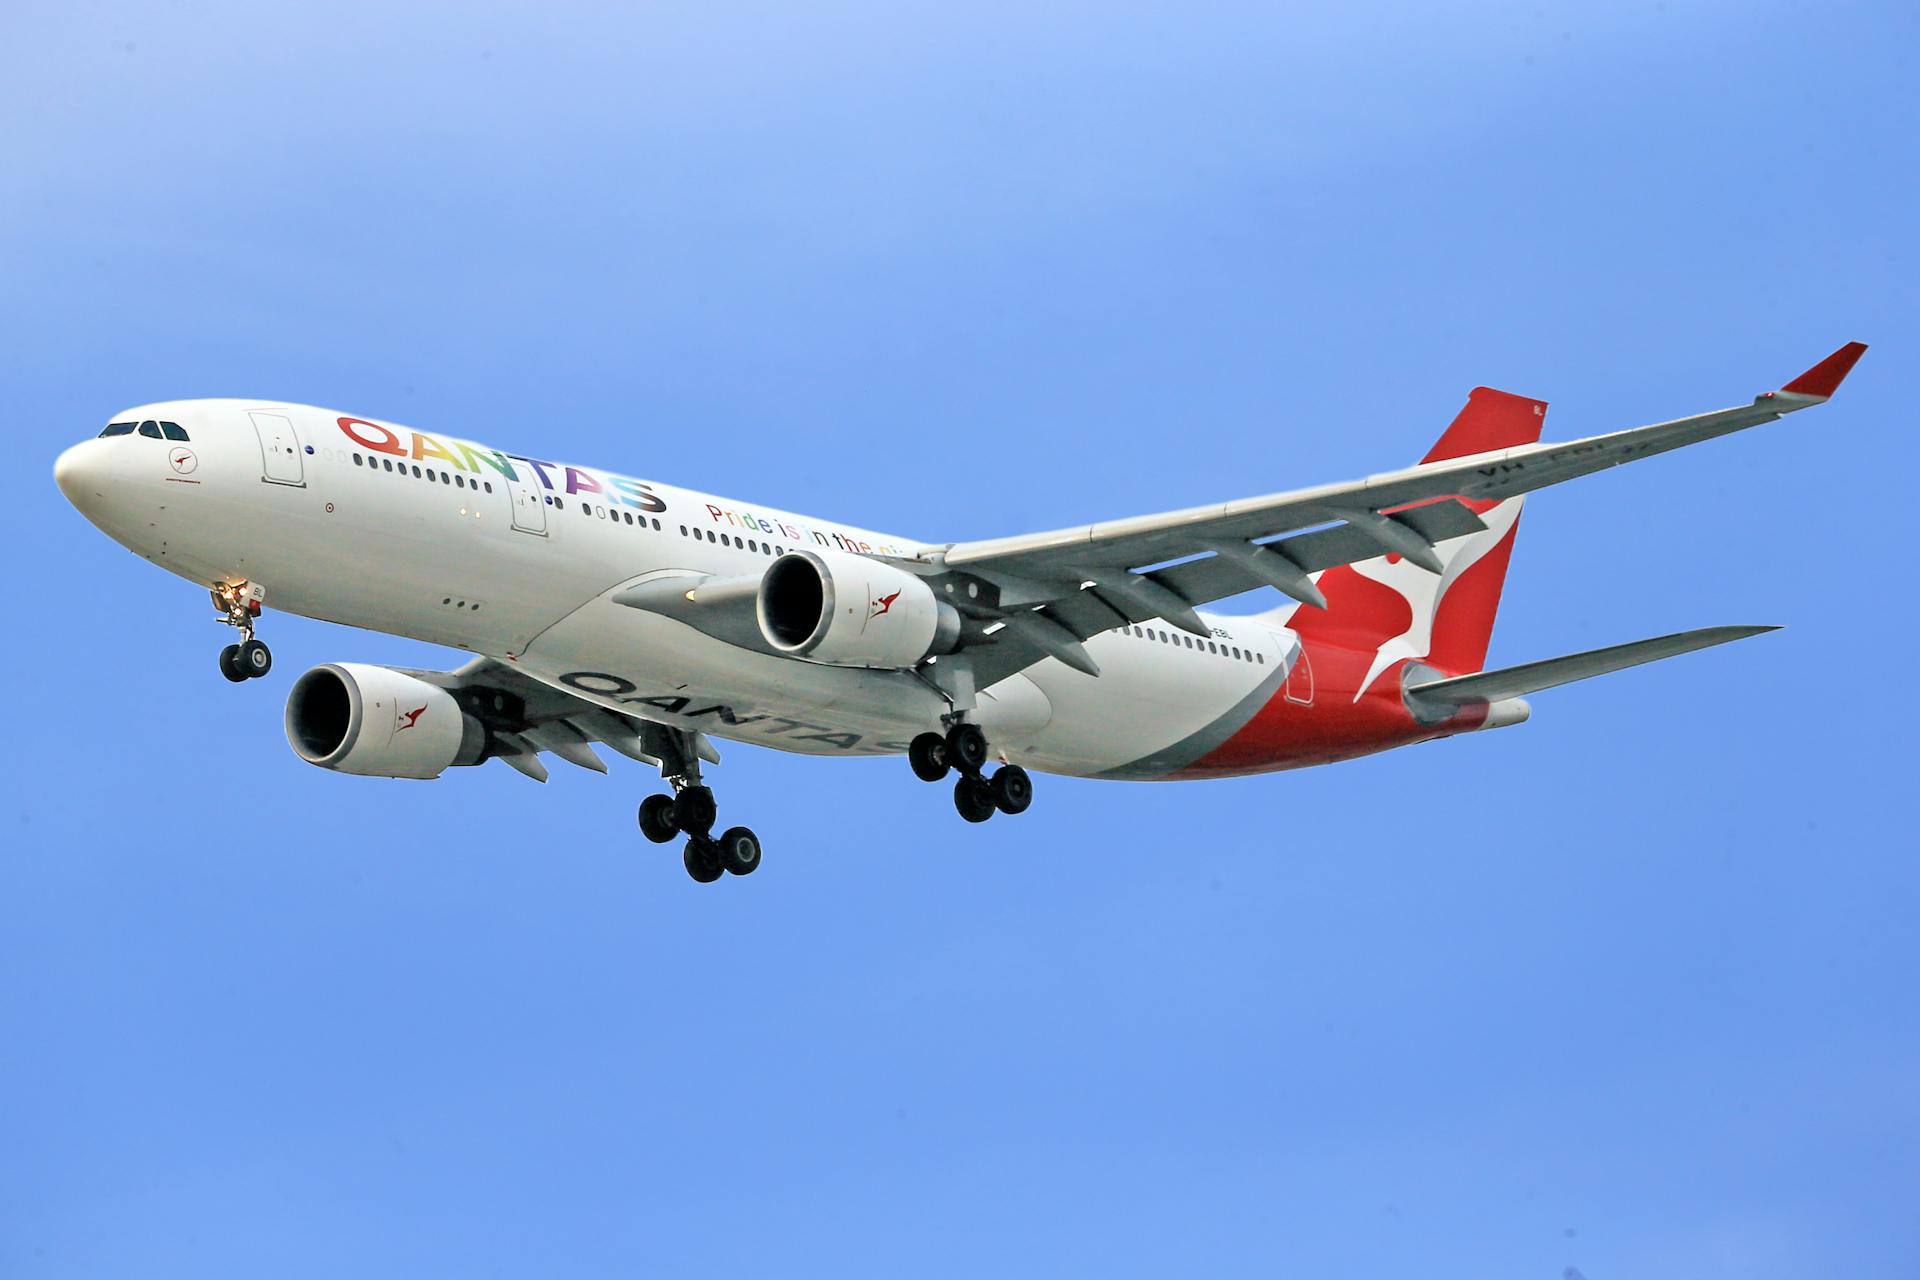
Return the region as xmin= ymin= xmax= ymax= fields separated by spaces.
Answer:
xmin=248 ymin=410 xmax=305 ymax=486
xmin=505 ymin=467 xmax=547 ymax=535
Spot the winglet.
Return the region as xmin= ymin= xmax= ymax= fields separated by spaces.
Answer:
xmin=1780 ymin=341 xmax=1868 ymax=399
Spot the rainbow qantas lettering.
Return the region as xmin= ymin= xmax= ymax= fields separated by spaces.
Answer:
xmin=336 ymin=417 xmax=668 ymax=513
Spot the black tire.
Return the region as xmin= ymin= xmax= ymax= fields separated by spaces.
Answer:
xmin=908 ymin=732 xmax=951 ymax=782
xmin=218 ymin=644 xmax=246 ymax=683
xmin=989 ymin=765 xmax=1033 ymax=815
xmin=672 ymin=785 xmax=717 ymax=835
xmin=238 ymin=638 xmax=272 ymax=678
xmin=637 ymin=794 xmax=679 ymax=843
xmin=946 ymin=722 xmax=989 ymax=773
xmin=683 ymin=840 xmax=724 ymax=883
xmin=716 ymin=826 xmax=762 ymax=876
xmin=953 ymin=774 xmax=996 ymax=823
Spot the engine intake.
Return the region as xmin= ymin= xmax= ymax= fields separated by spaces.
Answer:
xmin=757 ymin=548 xmax=960 ymax=669
xmin=285 ymin=663 xmax=486 ymax=779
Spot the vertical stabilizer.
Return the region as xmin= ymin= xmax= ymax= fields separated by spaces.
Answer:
xmin=1272 ymin=386 xmax=1546 ymax=685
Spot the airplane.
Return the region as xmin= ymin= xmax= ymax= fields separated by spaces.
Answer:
xmin=53 ymin=342 xmax=1866 ymax=882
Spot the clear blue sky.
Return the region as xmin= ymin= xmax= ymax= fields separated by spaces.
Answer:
xmin=2 ymin=2 xmax=1913 ymax=1276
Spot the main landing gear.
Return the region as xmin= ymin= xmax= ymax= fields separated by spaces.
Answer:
xmin=909 ymin=722 xmax=1033 ymax=824
xmin=636 ymin=730 xmax=762 ymax=884
xmin=212 ymin=582 xmax=272 ymax=683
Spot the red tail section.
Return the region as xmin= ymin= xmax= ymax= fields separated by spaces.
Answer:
xmin=1291 ymin=386 xmax=1546 ymax=677
xmin=1175 ymin=387 xmax=1547 ymax=778
xmin=1420 ymin=385 xmax=1550 ymax=465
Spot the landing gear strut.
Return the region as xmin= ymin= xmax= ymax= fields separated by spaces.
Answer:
xmin=908 ymin=721 xmax=1035 ymax=823
xmin=212 ymin=582 xmax=271 ymax=682
xmin=636 ymin=728 xmax=762 ymax=883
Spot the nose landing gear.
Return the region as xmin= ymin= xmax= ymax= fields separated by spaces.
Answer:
xmin=908 ymin=722 xmax=1034 ymax=823
xmin=212 ymin=582 xmax=272 ymax=682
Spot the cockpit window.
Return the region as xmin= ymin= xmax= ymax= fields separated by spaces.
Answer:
xmin=98 ymin=422 xmax=137 ymax=437
xmin=160 ymin=421 xmax=189 ymax=441
xmin=137 ymin=420 xmax=163 ymax=438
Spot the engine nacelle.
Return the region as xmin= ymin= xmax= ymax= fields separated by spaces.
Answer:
xmin=757 ymin=548 xmax=960 ymax=669
xmin=285 ymin=663 xmax=486 ymax=779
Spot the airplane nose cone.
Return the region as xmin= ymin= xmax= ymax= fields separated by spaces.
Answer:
xmin=55 ymin=440 xmax=109 ymax=511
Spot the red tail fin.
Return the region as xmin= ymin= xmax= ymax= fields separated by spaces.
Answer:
xmin=1282 ymin=386 xmax=1546 ymax=683
xmin=1421 ymin=386 xmax=1548 ymax=465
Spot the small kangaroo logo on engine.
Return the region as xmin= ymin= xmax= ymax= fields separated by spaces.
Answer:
xmin=396 ymin=705 xmax=427 ymax=732
xmin=869 ymin=591 xmax=901 ymax=620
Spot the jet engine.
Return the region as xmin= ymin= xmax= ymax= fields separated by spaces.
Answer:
xmin=285 ymin=663 xmax=487 ymax=779
xmin=757 ymin=548 xmax=960 ymax=669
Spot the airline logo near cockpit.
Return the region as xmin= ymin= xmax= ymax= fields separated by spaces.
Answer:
xmin=337 ymin=417 xmax=667 ymax=513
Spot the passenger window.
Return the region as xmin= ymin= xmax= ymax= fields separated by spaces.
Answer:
xmin=138 ymin=420 xmax=163 ymax=438
xmin=455 ymin=474 xmax=466 ymax=488
xmin=411 ymin=465 xmax=422 ymax=478
xmin=382 ymin=458 xmax=394 ymax=471
xmin=160 ymin=421 xmax=189 ymax=441
xmin=484 ymin=482 xmax=493 ymax=493
xmin=441 ymin=472 xmax=451 ymax=485
xmin=98 ymin=422 xmax=137 ymax=437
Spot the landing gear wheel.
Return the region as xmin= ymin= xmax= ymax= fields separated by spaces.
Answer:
xmin=683 ymin=839 xmax=724 ymax=883
xmin=672 ymin=785 xmax=717 ymax=836
xmin=909 ymin=732 xmax=951 ymax=782
xmin=954 ymin=774 xmax=996 ymax=823
xmin=989 ymin=765 xmax=1033 ymax=815
xmin=218 ymin=644 xmax=246 ymax=683
xmin=946 ymin=722 xmax=989 ymax=774
xmin=637 ymin=794 xmax=679 ymax=844
xmin=237 ymin=638 xmax=272 ymax=679
xmin=715 ymin=826 xmax=762 ymax=876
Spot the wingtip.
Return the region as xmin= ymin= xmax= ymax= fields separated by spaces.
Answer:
xmin=1780 ymin=341 xmax=1868 ymax=399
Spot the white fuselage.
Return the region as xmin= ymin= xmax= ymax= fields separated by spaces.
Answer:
xmin=56 ymin=400 xmax=1302 ymax=779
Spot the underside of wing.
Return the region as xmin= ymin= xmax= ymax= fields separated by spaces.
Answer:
xmin=410 ymin=658 xmax=718 ymax=782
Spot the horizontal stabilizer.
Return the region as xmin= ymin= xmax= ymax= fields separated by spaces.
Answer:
xmin=1405 ymin=625 xmax=1778 ymax=710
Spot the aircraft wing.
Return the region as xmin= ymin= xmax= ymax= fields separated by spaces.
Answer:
xmin=407 ymin=657 xmax=720 ymax=782
xmin=906 ymin=343 xmax=1865 ymax=688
